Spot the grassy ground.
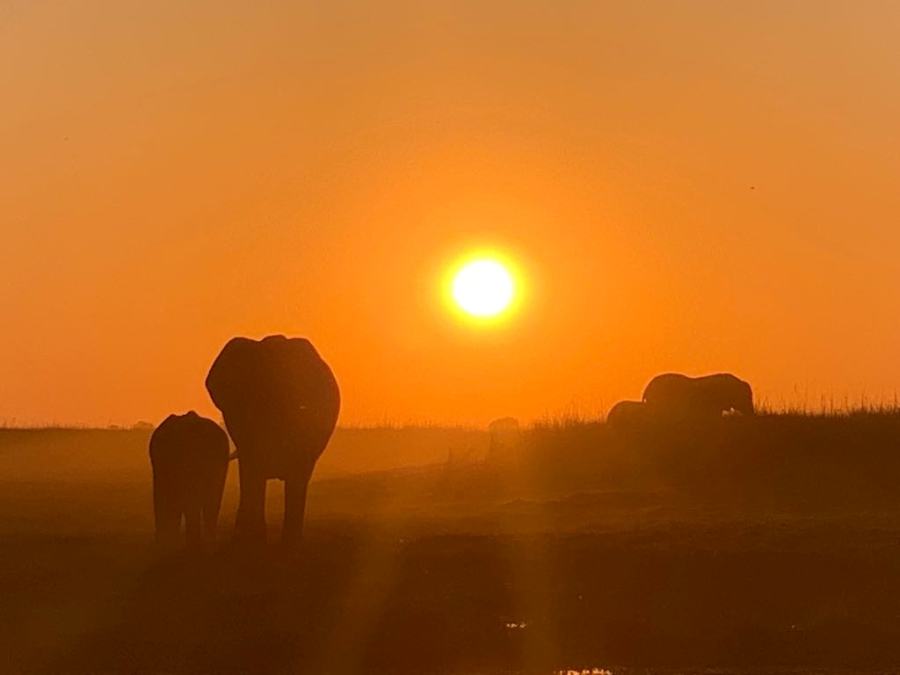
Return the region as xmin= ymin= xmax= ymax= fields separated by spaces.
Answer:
xmin=3 ymin=418 xmax=900 ymax=673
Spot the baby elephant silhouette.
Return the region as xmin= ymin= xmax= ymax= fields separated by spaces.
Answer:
xmin=149 ymin=411 xmax=230 ymax=548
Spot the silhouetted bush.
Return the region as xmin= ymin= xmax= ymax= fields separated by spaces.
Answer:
xmin=506 ymin=410 xmax=900 ymax=510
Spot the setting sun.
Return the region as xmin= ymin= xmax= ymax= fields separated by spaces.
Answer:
xmin=451 ymin=258 xmax=516 ymax=318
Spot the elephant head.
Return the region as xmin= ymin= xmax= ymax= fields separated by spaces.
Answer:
xmin=643 ymin=373 xmax=754 ymax=419
xmin=697 ymin=373 xmax=754 ymax=416
xmin=205 ymin=335 xmax=340 ymax=547
xmin=148 ymin=411 xmax=230 ymax=549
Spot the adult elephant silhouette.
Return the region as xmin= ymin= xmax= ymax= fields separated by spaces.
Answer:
xmin=642 ymin=373 xmax=754 ymax=420
xmin=149 ymin=411 xmax=230 ymax=548
xmin=205 ymin=335 xmax=340 ymax=547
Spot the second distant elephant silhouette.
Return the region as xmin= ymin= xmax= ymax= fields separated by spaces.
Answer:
xmin=642 ymin=373 xmax=754 ymax=420
xmin=149 ymin=412 xmax=230 ymax=548
xmin=606 ymin=400 xmax=647 ymax=431
xmin=205 ymin=335 xmax=340 ymax=547
xmin=487 ymin=417 xmax=521 ymax=464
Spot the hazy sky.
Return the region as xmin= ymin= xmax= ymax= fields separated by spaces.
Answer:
xmin=3 ymin=1 xmax=900 ymax=426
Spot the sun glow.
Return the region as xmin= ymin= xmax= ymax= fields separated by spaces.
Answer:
xmin=450 ymin=257 xmax=517 ymax=319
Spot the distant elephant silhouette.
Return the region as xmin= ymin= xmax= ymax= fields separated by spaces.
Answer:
xmin=148 ymin=411 xmax=230 ymax=548
xmin=606 ymin=400 xmax=648 ymax=431
xmin=487 ymin=417 xmax=521 ymax=464
xmin=205 ymin=335 xmax=340 ymax=547
xmin=642 ymin=373 xmax=754 ymax=420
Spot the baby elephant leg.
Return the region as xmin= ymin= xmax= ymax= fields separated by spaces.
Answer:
xmin=152 ymin=469 xmax=182 ymax=548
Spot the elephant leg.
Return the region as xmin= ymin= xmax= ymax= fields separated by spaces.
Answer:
xmin=203 ymin=462 xmax=228 ymax=543
xmin=235 ymin=461 xmax=267 ymax=544
xmin=152 ymin=471 xmax=181 ymax=548
xmin=184 ymin=502 xmax=203 ymax=549
xmin=283 ymin=472 xmax=311 ymax=550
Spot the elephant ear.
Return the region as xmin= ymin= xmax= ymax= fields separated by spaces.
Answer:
xmin=149 ymin=414 xmax=177 ymax=460
xmin=201 ymin=422 xmax=231 ymax=464
xmin=267 ymin=337 xmax=341 ymax=441
xmin=205 ymin=337 xmax=259 ymax=414
xmin=276 ymin=337 xmax=340 ymax=412
xmin=149 ymin=413 xmax=196 ymax=464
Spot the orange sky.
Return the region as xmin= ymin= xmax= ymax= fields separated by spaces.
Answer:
xmin=3 ymin=1 xmax=900 ymax=426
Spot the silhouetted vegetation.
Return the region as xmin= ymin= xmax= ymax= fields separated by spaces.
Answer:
xmin=412 ymin=407 xmax=900 ymax=515
xmin=4 ymin=409 xmax=900 ymax=672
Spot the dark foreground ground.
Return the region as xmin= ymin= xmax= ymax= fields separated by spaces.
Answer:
xmin=4 ymin=425 xmax=900 ymax=673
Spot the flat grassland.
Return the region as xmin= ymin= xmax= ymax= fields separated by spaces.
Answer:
xmin=3 ymin=415 xmax=900 ymax=673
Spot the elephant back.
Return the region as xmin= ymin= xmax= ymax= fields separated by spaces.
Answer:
xmin=642 ymin=374 xmax=693 ymax=414
xmin=205 ymin=335 xmax=340 ymax=465
xmin=149 ymin=411 xmax=230 ymax=469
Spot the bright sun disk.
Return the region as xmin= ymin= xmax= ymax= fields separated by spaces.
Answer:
xmin=451 ymin=258 xmax=516 ymax=318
